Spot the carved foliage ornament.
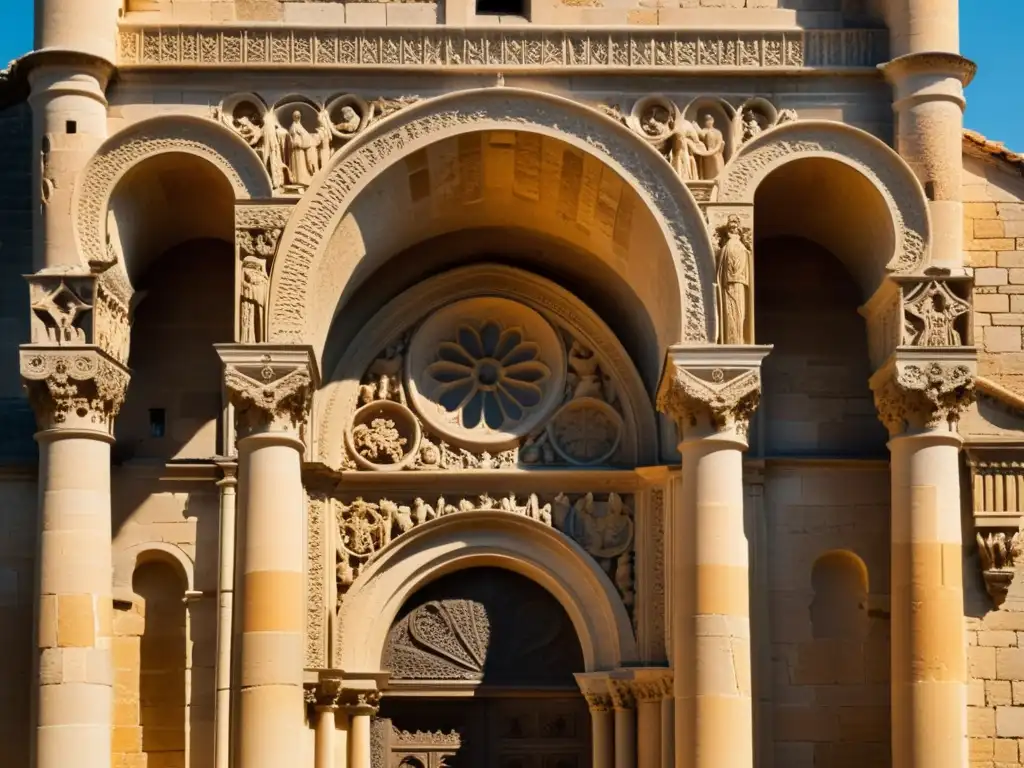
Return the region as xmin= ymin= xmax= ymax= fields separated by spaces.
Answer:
xmin=977 ymin=531 xmax=1024 ymax=606
xmin=871 ymin=360 xmax=975 ymax=435
xmin=656 ymin=366 xmax=761 ymax=437
xmin=20 ymin=348 xmax=130 ymax=433
xmin=224 ymin=357 xmax=314 ymax=435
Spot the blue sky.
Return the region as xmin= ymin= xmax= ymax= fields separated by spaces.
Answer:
xmin=0 ymin=1 xmax=1021 ymax=148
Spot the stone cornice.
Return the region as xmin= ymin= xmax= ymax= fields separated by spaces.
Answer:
xmin=868 ymin=347 xmax=977 ymax=436
xmin=216 ymin=344 xmax=320 ymax=438
xmin=656 ymin=345 xmax=771 ymax=441
xmin=19 ymin=345 xmax=130 ymax=435
xmin=116 ymin=25 xmax=887 ymax=73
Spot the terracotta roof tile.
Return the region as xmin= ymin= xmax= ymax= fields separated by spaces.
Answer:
xmin=964 ymin=129 xmax=1024 ymax=175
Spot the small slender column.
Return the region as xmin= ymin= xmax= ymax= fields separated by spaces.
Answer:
xmin=309 ymin=680 xmax=342 ymax=768
xmin=656 ymin=346 xmax=770 ymax=768
xmin=610 ymin=680 xmax=636 ymax=768
xmin=214 ymin=463 xmax=238 ymax=768
xmin=870 ymin=350 xmax=976 ymax=768
xmin=660 ymin=674 xmax=674 ymax=768
xmin=346 ymin=693 xmax=379 ymax=768
xmin=629 ymin=675 xmax=666 ymax=768
xmin=578 ymin=675 xmax=615 ymax=768
xmin=21 ymin=345 xmax=129 ymax=768
xmin=217 ymin=346 xmax=318 ymax=768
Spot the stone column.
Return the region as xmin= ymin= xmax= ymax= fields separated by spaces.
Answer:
xmin=308 ymin=679 xmax=342 ymax=768
xmin=628 ymin=670 xmax=671 ymax=768
xmin=881 ymin=0 xmax=975 ymax=274
xmin=656 ymin=345 xmax=770 ymax=768
xmin=346 ymin=692 xmax=379 ymax=768
xmin=217 ymin=345 xmax=319 ymax=768
xmin=610 ymin=680 xmax=636 ymax=768
xmin=870 ymin=349 xmax=976 ymax=768
xmin=214 ymin=461 xmax=238 ymax=768
xmin=660 ymin=674 xmax=674 ymax=768
xmin=578 ymin=674 xmax=615 ymax=768
xmin=20 ymin=344 xmax=129 ymax=768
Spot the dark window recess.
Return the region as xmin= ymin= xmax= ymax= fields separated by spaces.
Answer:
xmin=149 ymin=409 xmax=166 ymax=438
xmin=65 ymin=120 xmax=77 ymax=134
xmin=476 ymin=0 xmax=525 ymax=15
xmin=924 ymin=180 xmax=936 ymax=201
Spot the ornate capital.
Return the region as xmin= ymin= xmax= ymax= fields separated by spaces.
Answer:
xmin=216 ymin=345 xmax=319 ymax=438
xmin=20 ymin=346 xmax=130 ymax=434
xmin=608 ymin=679 xmax=636 ymax=710
xmin=656 ymin=345 xmax=771 ymax=441
xmin=304 ymin=677 xmax=343 ymax=711
xmin=868 ymin=348 xmax=977 ymax=436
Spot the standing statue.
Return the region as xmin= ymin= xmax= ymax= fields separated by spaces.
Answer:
xmin=696 ymin=114 xmax=726 ymax=180
xmin=669 ymin=119 xmax=703 ymax=181
xmin=715 ymin=216 xmax=752 ymax=345
xmin=239 ymin=252 xmax=269 ymax=343
xmin=277 ymin=109 xmax=330 ymax=189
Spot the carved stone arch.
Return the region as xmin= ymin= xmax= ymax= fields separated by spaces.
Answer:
xmin=716 ymin=120 xmax=930 ymax=282
xmin=113 ymin=541 xmax=195 ymax=595
xmin=316 ymin=264 xmax=658 ymax=469
xmin=73 ymin=114 xmax=274 ymax=268
xmin=336 ymin=511 xmax=638 ymax=672
xmin=267 ymin=86 xmax=718 ymax=351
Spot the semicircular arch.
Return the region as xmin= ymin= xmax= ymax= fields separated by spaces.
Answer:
xmin=73 ymin=114 xmax=273 ymax=268
xmin=267 ymin=87 xmax=718 ymax=352
xmin=717 ymin=120 xmax=931 ymax=283
xmin=113 ymin=541 xmax=195 ymax=595
xmin=336 ymin=511 xmax=637 ymax=672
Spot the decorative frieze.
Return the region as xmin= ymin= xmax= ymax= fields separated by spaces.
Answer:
xmin=656 ymin=346 xmax=770 ymax=440
xmin=118 ymin=26 xmax=887 ymax=71
xmin=967 ymin=446 xmax=1024 ymax=527
xmin=868 ymin=348 xmax=976 ymax=435
xmin=217 ymin=345 xmax=319 ymax=437
xmin=19 ymin=346 xmax=130 ymax=433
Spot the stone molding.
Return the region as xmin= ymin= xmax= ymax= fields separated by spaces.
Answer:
xmin=216 ymin=344 xmax=320 ymax=438
xmin=967 ymin=445 xmax=1024 ymax=528
xmin=656 ymin=345 xmax=771 ymax=441
xmin=117 ymin=25 xmax=887 ymax=72
xmin=19 ymin=345 xmax=130 ymax=434
xmin=868 ymin=347 xmax=977 ymax=436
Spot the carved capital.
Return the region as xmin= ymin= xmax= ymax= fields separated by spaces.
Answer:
xmin=216 ymin=344 xmax=319 ymax=439
xmin=304 ymin=677 xmax=343 ymax=711
xmin=868 ymin=348 xmax=977 ymax=436
xmin=583 ymin=693 xmax=613 ymax=713
xmin=20 ymin=346 xmax=130 ymax=434
xmin=608 ymin=679 xmax=636 ymax=710
xmin=656 ymin=345 xmax=771 ymax=441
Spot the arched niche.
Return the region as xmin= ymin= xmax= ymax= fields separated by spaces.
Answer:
xmin=73 ymin=114 xmax=273 ymax=275
xmin=316 ymin=264 xmax=658 ymax=470
xmin=114 ymin=541 xmax=195 ymax=595
xmin=717 ymin=120 xmax=931 ymax=295
xmin=336 ymin=511 xmax=638 ymax=672
xmin=266 ymin=87 xmax=718 ymax=355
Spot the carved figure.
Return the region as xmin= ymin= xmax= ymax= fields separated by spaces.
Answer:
xmin=556 ymin=492 xmax=633 ymax=561
xmin=904 ymin=281 xmax=969 ymax=347
xmin=239 ymin=253 xmax=269 ymax=344
xmin=741 ymin=108 xmax=764 ymax=142
xmin=278 ymin=109 xmax=330 ymax=188
xmin=333 ymin=105 xmax=362 ymax=136
xmin=365 ymin=340 xmax=407 ymax=404
xmin=715 ymin=216 xmax=752 ymax=345
xmin=696 ymin=114 xmax=726 ymax=180
xmin=567 ymin=340 xmax=611 ymax=401
xmin=31 ymin=282 xmax=90 ymax=345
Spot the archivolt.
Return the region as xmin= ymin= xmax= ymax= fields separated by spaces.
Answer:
xmin=335 ymin=511 xmax=638 ymax=672
xmin=717 ymin=120 xmax=930 ymax=275
xmin=73 ymin=114 xmax=273 ymax=267
xmin=267 ymin=87 xmax=717 ymax=347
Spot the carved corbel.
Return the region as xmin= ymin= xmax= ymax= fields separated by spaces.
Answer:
xmin=868 ymin=347 xmax=977 ymax=436
xmin=19 ymin=346 xmax=130 ymax=434
xmin=860 ymin=273 xmax=972 ymax=371
xmin=656 ymin=345 xmax=771 ymax=442
xmin=977 ymin=530 xmax=1024 ymax=607
xmin=235 ymin=203 xmax=292 ymax=344
xmin=216 ymin=344 xmax=319 ymax=440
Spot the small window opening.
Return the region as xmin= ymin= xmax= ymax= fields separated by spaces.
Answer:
xmin=476 ymin=0 xmax=526 ymax=15
xmin=65 ymin=120 xmax=77 ymax=134
xmin=149 ymin=408 xmax=166 ymax=438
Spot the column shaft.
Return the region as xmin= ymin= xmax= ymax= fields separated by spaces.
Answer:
xmin=349 ymin=711 xmax=372 ymax=768
xmin=889 ymin=430 xmax=967 ymax=768
xmin=35 ymin=431 xmax=115 ymax=768
xmin=614 ymin=707 xmax=636 ymax=768
xmin=676 ymin=437 xmax=752 ymax=768
xmin=236 ymin=434 xmax=306 ymax=768
xmin=314 ymin=707 xmax=337 ymax=768
xmin=636 ymin=699 xmax=661 ymax=768
xmin=660 ymin=693 xmax=674 ymax=768
xmin=215 ymin=469 xmax=237 ymax=768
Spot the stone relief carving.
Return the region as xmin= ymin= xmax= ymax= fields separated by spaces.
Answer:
xmin=120 ymin=27 xmax=888 ymax=71
xmin=20 ymin=348 xmax=130 ymax=433
xmin=306 ymin=493 xmax=327 ymax=669
xmin=902 ymin=279 xmax=970 ymax=347
xmin=712 ymin=214 xmax=753 ymax=345
xmin=344 ymin=301 xmax=629 ymax=470
xmin=657 ymin=366 xmax=762 ymax=437
xmin=600 ymin=95 xmax=797 ymax=183
xmin=237 ymin=228 xmax=280 ymax=344
xmin=218 ymin=92 xmax=420 ymax=194
xmin=333 ymin=493 xmax=634 ymax=609
xmin=222 ymin=354 xmax=315 ymax=436
xmin=870 ymin=355 xmax=976 ymax=435
xmin=977 ymin=531 xmax=1024 ymax=606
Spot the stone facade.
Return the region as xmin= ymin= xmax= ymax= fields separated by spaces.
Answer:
xmin=4 ymin=1 xmax=1023 ymax=768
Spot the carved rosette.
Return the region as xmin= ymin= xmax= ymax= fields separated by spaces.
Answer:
xmin=217 ymin=345 xmax=319 ymax=439
xmin=869 ymin=349 xmax=977 ymax=435
xmin=656 ymin=346 xmax=770 ymax=441
xmin=20 ymin=346 xmax=130 ymax=434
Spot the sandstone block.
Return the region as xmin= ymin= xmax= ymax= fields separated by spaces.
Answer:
xmin=988 ymin=680 xmax=1013 ymax=706
xmin=1011 ymin=269 xmax=1024 ymax=285
xmin=972 ymin=646 xmax=997 ymax=679
xmin=977 ymin=268 xmax=1010 ymax=286
xmin=985 ymin=326 xmax=1023 ymax=353
xmin=968 ymin=203 xmax=1000 ymax=218
xmin=1012 ymin=681 xmax=1024 ymax=705
xmin=997 ymin=251 xmax=1024 ymax=268
xmin=977 ymin=294 xmax=1010 ymax=313
xmin=994 ymin=738 xmax=1018 ymax=762
xmin=57 ymin=594 xmax=96 ymax=648
xmin=972 ymin=679 xmax=987 ymax=707
xmin=990 ymin=313 xmax=1024 ymax=325
xmin=971 ymin=706 xmax=997 ymax=737
xmin=972 ymin=251 xmax=998 ymax=267
xmin=976 ymin=219 xmax=1007 ymax=239
xmin=970 ymin=737 xmax=995 ymax=760
xmin=997 ymin=707 xmax=1024 ymax=738
xmin=971 ymin=240 xmax=1017 ymax=253
xmin=982 ymin=631 xmax=1019 ymax=647
xmin=112 ymin=725 xmax=143 ymax=754
xmin=997 ymin=647 xmax=1024 ymax=680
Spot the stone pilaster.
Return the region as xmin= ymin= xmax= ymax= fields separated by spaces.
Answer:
xmin=656 ymin=345 xmax=771 ymax=768
xmin=217 ymin=344 xmax=319 ymax=768
xmin=21 ymin=344 xmax=129 ymax=768
xmin=869 ymin=347 xmax=977 ymax=768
